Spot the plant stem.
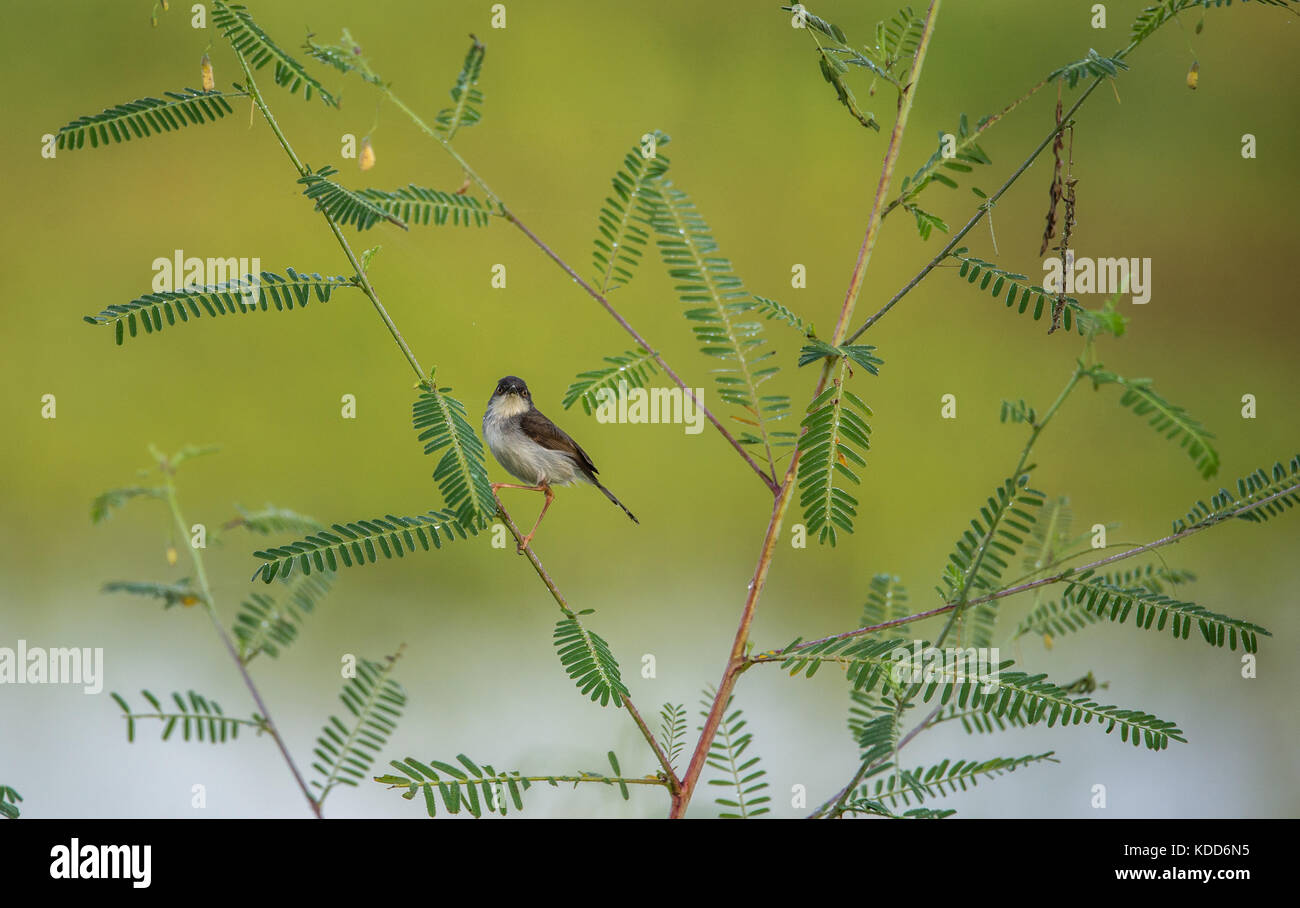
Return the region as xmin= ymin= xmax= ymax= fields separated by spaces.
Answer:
xmin=669 ymin=472 xmax=798 ymax=817
xmin=845 ymin=74 xmax=1105 ymax=343
xmin=234 ymin=50 xmax=429 ymax=387
xmin=750 ymin=478 xmax=1300 ymax=661
xmin=830 ymin=0 xmax=941 ymax=347
xmin=158 ymin=456 xmax=321 ymax=818
xmin=669 ymin=0 xmax=944 ymax=819
xmin=491 ymin=491 xmax=682 ymax=792
xmin=933 ymin=365 xmax=1082 ymax=650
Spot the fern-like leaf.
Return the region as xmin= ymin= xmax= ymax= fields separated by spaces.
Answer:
xmin=1173 ymin=455 xmax=1300 ymax=532
xmin=110 ymin=690 xmax=263 ymax=744
xmin=437 ymin=37 xmax=486 ymax=141
xmin=841 ymin=800 xmax=956 ymax=819
xmin=224 ymin=504 xmax=323 ymax=537
xmin=753 ymin=294 xmax=813 ymax=335
xmin=91 ymin=486 xmax=164 ymax=522
xmin=796 ymin=357 xmax=875 ymax=546
xmin=1088 ymin=368 xmax=1219 ymax=479
xmin=700 ymin=692 xmax=771 ymax=818
xmin=561 ymin=348 xmax=661 ymax=415
xmin=1022 ymin=496 xmax=1072 ymax=573
xmin=358 ymin=183 xmax=494 ymax=228
xmin=950 ymin=249 xmax=1087 ymax=333
xmin=213 ymin=1 xmax=337 ymax=106
xmin=234 ymin=569 xmax=334 ymax=661
xmin=778 ymin=642 xmax=1184 ymax=750
xmin=1047 ymin=49 xmax=1128 ymax=88
xmin=412 ymin=377 xmax=496 ymax=527
xmin=379 ymin=755 xmax=532 ymax=817
xmin=907 ymin=205 xmax=948 ymax=240
xmin=1000 ymin=399 xmax=1038 ymax=426
xmin=658 ymin=703 xmax=687 ymax=771
xmin=937 ymin=703 xmax=1031 ymax=736
xmin=553 ymin=609 xmax=630 ymax=708
xmin=1013 ymin=565 xmax=1195 ymax=644
xmin=82 ymin=269 xmax=356 ymax=346
xmin=939 ymin=473 xmax=1044 ymax=603
xmin=54 ymin=88 xmax=238 ymax=151
xmin=311 ymin=653 xmax=406 ymax=802
xmin=861 ymin=574 xmax=911 ymax=628
xmin=593 ymin=133 xmax=670 ymax=293
xmin=303 ymin=29 xmax=386 ymax=86
xmin=251 ymin=509 xmax=473 ymax=582
xmin=0 ymin=786 xmax=23 ymax=820
xmin=872 ymin=6 xmax=926 ymax=75
xmin=298 ymin=166 xmax=407 ymax=230
xmin=298 ymin=167 xmax=494 ymax=230
xmin=897 ymin=113 xmax=993 ymax=209
xmin=866 ymin=752 xmax=1058 ymax=808
xmin=102 ymin=578 xmax=202 ymax=609
xmin=654 ymin=182 xmax=789 ymax=466
xmin=1062 ymin=571 xmax=1269 ymax=652
xmin=0 ymin=786 xmax=21 ymax=820
xmin=797 ymin=338 xmax=883 ymax=372
xmin=849 ymin=697 xmax=904 ymax=764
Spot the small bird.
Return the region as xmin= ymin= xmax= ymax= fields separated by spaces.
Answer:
xmin=482 ymin=375 xmax=638 ymax=551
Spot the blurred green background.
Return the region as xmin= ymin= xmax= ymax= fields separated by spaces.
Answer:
xmin=2 ymin=0 xmax=1297 ymax=818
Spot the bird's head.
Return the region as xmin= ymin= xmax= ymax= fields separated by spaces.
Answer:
xmin=493 ymin=375 xmax=532 ymax=401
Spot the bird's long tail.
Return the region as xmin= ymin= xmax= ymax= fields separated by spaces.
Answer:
xmin=594 ymin=479 xmax=639 ymax=524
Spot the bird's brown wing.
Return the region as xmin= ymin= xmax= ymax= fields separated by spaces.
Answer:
xmin=520 ymin=408 xmax=599 ymax=477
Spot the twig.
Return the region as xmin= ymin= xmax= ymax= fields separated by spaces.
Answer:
xmin=234 ymin=50 xmax=429 ymax=388
xmin=491 ymin=491 xmax=683 ymax=792
xmin=750 ymin=478 xmax=1300 ymax=662
xmin=158 ymin=455 xmax=322 ymax=818
xmin=844 ymin=74 xmax=1106 ymax=343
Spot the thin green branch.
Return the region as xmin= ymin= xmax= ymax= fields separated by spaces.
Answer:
xmin=491 ymin=490 xmax=682 ymax=793
xmin=233 ymin=49 xmax=429 ymax=388
xmin=156 ymin=450 xmax=321 ymax=818
xmin=845 ymin=75 xmax=1106 ymax=343
xmin=750 ymin=477 xmax=1300 ymax=663
xmin=934 ymin=366 xmax=1082 ymax=649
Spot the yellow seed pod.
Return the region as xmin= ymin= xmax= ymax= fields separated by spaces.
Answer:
xmin=200 ymin=54 xmax=215 ymax=92
xmin=1186 ymin=61 xmax=1199 ymax=90
xmin=1043 ymin=632 xmax=1054 ymax=651
xmin=166 ymin=546 xmax=178 ymax=566
xmin=359 ymin=136 xmax=376 ymax=172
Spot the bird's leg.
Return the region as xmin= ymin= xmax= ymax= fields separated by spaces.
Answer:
xmin=517 ymin=483 xmax=555 ymax=552
xmin=491 ymin=481 xmax=548 ymax=493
